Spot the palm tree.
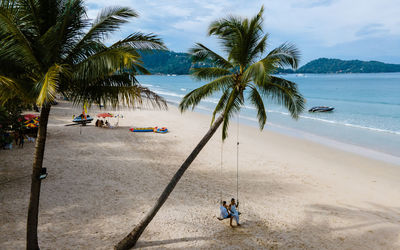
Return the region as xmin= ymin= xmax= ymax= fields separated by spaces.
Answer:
xmin=115 ymin=6 xmax=305 ymax=250
xmin=0 ymin=0 xmax=166 ymax=249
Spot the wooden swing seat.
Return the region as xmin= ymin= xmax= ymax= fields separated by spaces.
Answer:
xmin=217 ymin=212 xmax=241 ymax=221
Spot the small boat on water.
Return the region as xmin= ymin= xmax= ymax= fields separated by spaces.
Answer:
xmin=308 ymin=106 xmax=335 ymax=112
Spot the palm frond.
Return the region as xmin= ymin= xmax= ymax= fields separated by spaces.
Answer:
xmin=73 ymin=46 xmax=142 ymax=82
xmin=266 ymin=42 xmax=300 ymax=69
xmin=0 ymin=5 xmax=41 ymax=70
xmin=242 ymin=57 xmax=276 ymax=84
xmin=179 ymin=75 xmax=233 ymax=112
xmin=39 ymin=0 xmax=87 ymax=66
xmin=65 ymin=6 xmax=139 ymax=62
xmin=35 ymin=64 xmax=67 ymax=105
xmin=18 ymin=0 xmax=40 ymax=32
xmin=211 ymin=88 xmax=230 ymax=125
xmin=0 ymin=75 xmax=20 ymax=103
xmin=208 ymin=15 xmax=242 ymax=38
xmin=190 ymin=67 xmax=231 ymax=81
xmin=249 ymin=86 xmax=267 ymax=129
xmin=64 ymin=40 xmax=107 ymax=64
xmin=249 ymin=5 xmax=264 ymax=31
xmin=257 ymin=76 xmax=305 ymax=118
xmin=221 ymin=87 xmax=242 ymax=140
xmin=189 ymin=43 xmax=232 ymax=69
xmin=68 ymin=74 xmax=167 ymax=109
xmin=111 ymin=32 xmax=166 ymax=50
xmin=83 ymin=6 xmax=136 ymax=41
xmin=248 ymin=34 xmax=268 ymax=61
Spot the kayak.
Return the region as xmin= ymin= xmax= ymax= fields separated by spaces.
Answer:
xmin=129 ymin=127 xmax=155 ymax=132
xmin=129 ymin=127 xmax=168 ymax=133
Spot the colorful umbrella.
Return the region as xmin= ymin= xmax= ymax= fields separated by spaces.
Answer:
xmin=25 ymin=123 xmax=38 ymax=128
xmin=97 ymin=113 xmax=113 ymax=118
xmin=24 ymin=114 xmax=38 ymax=120
xmin=25 ymin=118 xmax=39 ymax=124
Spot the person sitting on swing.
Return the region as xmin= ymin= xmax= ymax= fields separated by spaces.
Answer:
xmin=219 ymin=201 xmax=232 ymax=220
xmin=229 ymin=198 xmax=240 ymax=226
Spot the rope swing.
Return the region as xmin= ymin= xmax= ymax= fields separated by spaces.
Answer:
xmin=217 ymin=113 xmax=241 ymax=222
xmin=220 ymin=140 xmax=224 ymax=204
xmin=236 ymin=113 xmax=240 ymax=210
xmin=218 ymin=113 xmax=240 ymax=204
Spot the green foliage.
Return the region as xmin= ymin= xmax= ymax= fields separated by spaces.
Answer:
xmin=138 ymin=50 xmax=214 ymax=75
xmin=0 ymin=98 xmax=26 ymax=148
xmin=296 ymin=58 xmax=400 ymax=73
xmin=141 ymin=53 xmax=400 ymax=75
xmin=0 ymin=0 xmax=167 ymax=109
xmin=0 ymin=97 xmax=25 ymax=131
xmin=179 ymin=6 xmax=305 ymax=140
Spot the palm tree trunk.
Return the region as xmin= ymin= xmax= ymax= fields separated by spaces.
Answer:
xmin=115 ymin=114 xmax=224 ymax=250
xmin=26 ymin=104 xmax=51 ymax=250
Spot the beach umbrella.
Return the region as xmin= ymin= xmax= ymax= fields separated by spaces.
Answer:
xmin=24 ymin=114 xmax=38 ymax=120
xmin=25 ymin=118 xmax=39 ymax=124
xmin=97 ymin=113 xmax=113 ymax=118
xmin=25 ymin=123 xmax=38 ymax=128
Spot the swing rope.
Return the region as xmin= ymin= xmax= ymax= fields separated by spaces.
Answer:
xmin=218 ymin=113 xmax=240 ymax=207
xmin=236 ymin=113 xmax=239 ymax=210
xmin=217 ymin=113 xmax=241 ymax=220
xmin=220 ymin=140 xmax=223 ymax=204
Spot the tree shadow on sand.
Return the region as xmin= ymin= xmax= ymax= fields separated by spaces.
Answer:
xmin=2 ymin=104 xmax=400 ymax=249
xmin=135 ymin=236 xmax=213 ymax=248
xmin=131 ymin=203 xmax=400 ymax=249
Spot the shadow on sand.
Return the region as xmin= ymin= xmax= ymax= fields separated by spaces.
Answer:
xmin=1 ymin=103 xmax=400 ymax=249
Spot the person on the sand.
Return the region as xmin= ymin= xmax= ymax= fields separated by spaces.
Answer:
xmin=219 ymin=201 xmax=231 ymax=219
xmin=18 ymin=132 xmax=24 ymax=148
xmin=229 ymin=198 xmax=240 ymax=226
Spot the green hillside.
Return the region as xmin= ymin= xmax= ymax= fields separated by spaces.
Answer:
xmin=139 ymin=50 xmax=211 ymax=75
xmin=297 ymin=58 xmax=400 ymax=73
xmin=138 ymin=50 xmax=400 ymax=74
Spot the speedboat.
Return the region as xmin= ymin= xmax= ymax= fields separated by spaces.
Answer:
xmin=308 ymin=106 xmax=334 ymax=112
xmin=73 ymin=114 xmax=93 ymax=124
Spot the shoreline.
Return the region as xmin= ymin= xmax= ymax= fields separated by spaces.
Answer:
xmin=1 ymin=101 xmax=400 ymax=249
xmin=259 ymin=121 xmax=400 ymax=165
xmin=139 ymin=74 xmax=400 ymax=160
xmin=177 ymin=102 xmax=400 ymax=166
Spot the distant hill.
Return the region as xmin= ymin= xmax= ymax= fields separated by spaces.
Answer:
xmin=139 ymin=50 xmax=211 ymax=75
xmin=138 ymin=50 xmax=400 ymax=74
xmin=296 ymin=58 xmax=400 ymax=73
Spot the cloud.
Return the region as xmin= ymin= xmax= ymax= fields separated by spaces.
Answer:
xmin=292 ymin=0 xmax=335 ymax=8
xmin=85 ymin=0 xmax=400 ymax=63
xmin=356 ymin=23 xmax=389 ymax=37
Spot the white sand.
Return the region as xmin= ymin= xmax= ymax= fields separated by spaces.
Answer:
xmin=1 ymin=101 xmax=400 ymax=249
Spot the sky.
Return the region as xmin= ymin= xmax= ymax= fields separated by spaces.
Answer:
xmin=86 ymin=0 xmax=400 ymax=66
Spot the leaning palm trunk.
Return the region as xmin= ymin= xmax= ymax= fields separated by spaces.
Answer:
xmin=26 ymin=105 xmax=51 ymax=250
xmin=115 ymin=114 xmax=224 ymax=250
xmin=115 ymin=5 xmax=305 ymax=250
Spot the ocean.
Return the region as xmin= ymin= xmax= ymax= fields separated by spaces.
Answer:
xmin=136 ymin=73 xmax=400 ymax=164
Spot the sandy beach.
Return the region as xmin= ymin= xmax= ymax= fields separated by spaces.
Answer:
xmin=1 ymin=100 xmax=400 ymax=249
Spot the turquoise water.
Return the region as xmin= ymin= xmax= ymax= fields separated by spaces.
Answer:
xmin=137 ymin=74 xmax=400 ymax=160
